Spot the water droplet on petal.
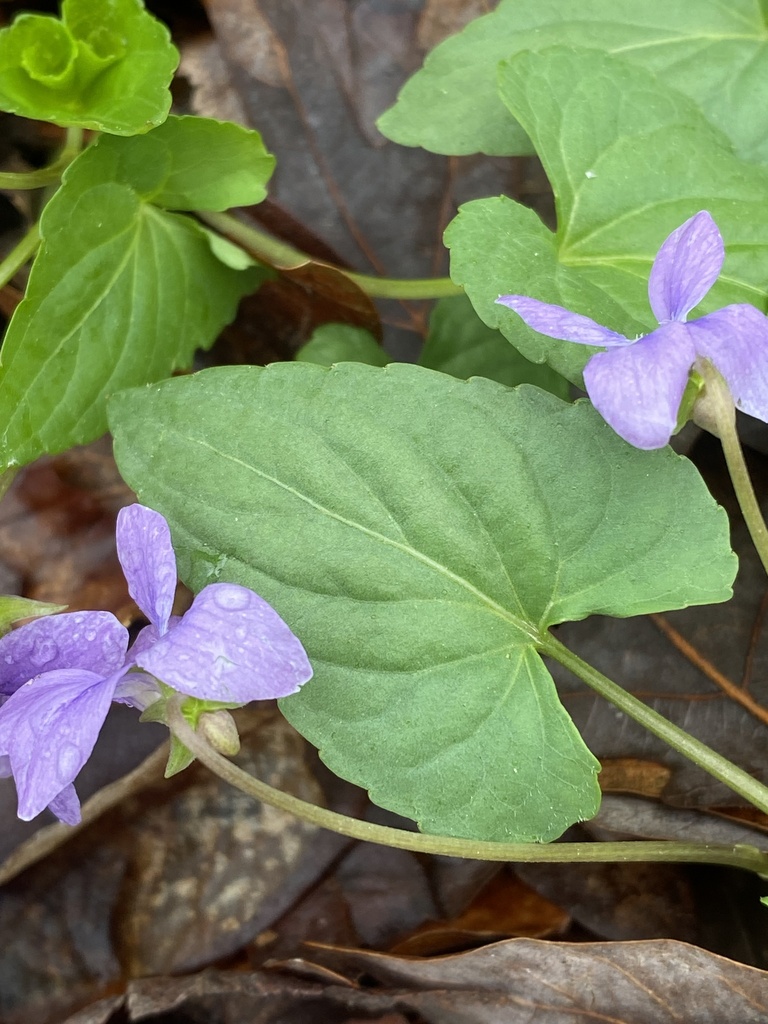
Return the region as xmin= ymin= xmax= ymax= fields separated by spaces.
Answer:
xmin=57 ymin=742 xmax=80 ymax=780
xmin=30 ymin=640 xmax=58 ymax=668
xmin=212 ymin=587 xmax=251 ymax=611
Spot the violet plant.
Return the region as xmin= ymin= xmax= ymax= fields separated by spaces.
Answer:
xmin=3 ymin=0 xmax=768 ymax=883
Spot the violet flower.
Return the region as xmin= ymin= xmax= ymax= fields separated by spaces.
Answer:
xmin=0 ymin=611 xmax=131 ymax=824
xmin=496 ymin=211 xmax=768 ymax=449
xmin=0 ymin=504 xmax=312 ymax=824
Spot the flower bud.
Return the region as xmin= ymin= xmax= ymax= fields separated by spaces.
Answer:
xmin=198 ymin=709 xmax=240 ymax=756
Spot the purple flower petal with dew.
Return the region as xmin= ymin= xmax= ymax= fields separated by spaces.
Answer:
xmin=116 ymin=504 xmax=177 ymax=636
xmin=0 ymin=609 xmax=133 ymax=822
xmin=496 ymin=211 xmax=768 ymax=449
xmin=0 ymin=610 xmax=128 ymax=699
xmin=0 ymin=754 xmax=80 ymax=826
xmin=134 ymin=583 xmax=314 ymax=703
xmin=0 ymin=667 xmax=126 ymax=822
xmin=116 ymin=504 xmax=313 ymax=703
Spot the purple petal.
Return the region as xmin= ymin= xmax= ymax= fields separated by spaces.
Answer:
xmin=135 ymin=583 xmax=313 ymax=703
xmin=495 ymin=296 xmax=629 ymax=346
xmin=648 ymin=211 xmax=724 ymax=323
xmin=112 ymin=669 xmax=163 ymax=712
xmin=0 ymin=611 xmax=128 ymax=697
xmin=583 ymin=322 xmax=697 ymax=449
xmin=0 ymin=668 xmax=123 ymax=822
xmin=116 ymin=504 xmax=177 ymax=636
xmin=122 ymin=616 xmax=182 ymax=667
xmin=688 ymin=304 xmax=768 ymax=422
xmin=48 ymin=784 xmax=81 ymax=826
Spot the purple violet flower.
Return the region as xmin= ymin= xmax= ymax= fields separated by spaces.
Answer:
xmin=0 ymin=504 xmax=312 ymax=824
xmin=496 ymin=211 xmax=768 ymax=449
xmin=0 ymin=611 xmax=131 ymax=825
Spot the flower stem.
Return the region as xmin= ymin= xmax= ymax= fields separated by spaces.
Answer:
xmin=540 ymin=632 xmax=768 ymax=815
xmin=197 ymin=210 xmax=464 ymax=300
xmin=0 ymin=221 xmax=40 ymax=291
xmin=166 ymin=700 xmax=768 ymax=875
xmin=0 ymin=126 xmax=84 ymax=191
xmin=694 ymin=359 xmax=768 ymax=578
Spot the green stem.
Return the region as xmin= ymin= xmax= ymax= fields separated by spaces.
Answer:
xmin=166 ymin=701 xmax=768 ymax=874
xmin=541 ymin=632 xmax=768 ymax=815
xmin=0 ymin=221 xmax=40 ymax=290
xmin=0 ymin=126 xmax=84 ymax=191
xmin=197 ymin=210 xmax=463 ymax=300
xmin=694 ymin=359 xmax=768 ymax=577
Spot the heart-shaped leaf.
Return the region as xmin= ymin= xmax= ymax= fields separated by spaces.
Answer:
xmin=109 ymin=362 xmax=735 ymax=842
xmin=0 ymin=117 xmax=275 ymax=469
xmin=379 ymin=0 xmax=768 ymax=162
xmin=446 ymin=49 xmax=768 ymax=382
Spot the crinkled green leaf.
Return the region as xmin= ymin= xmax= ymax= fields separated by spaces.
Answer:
xmin=0 ymin=0 xmax=178 ymax=135
xmin=0 ymin=119 xmax=276 ymax=469
xmin=420 ymin=294 xmax=569 ymax=397
xmin=108 ymin=363 xmax=736 ymax=842
xmin=446 ymin=48 xmax=768 ymax=382
xmin=378 ymin=0 xmax=768 ymax=162
xmin=295 ymin=323 xmax=390 ymax=367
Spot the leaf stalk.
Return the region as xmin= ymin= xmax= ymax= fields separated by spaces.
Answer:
xmin=694 ymin=359 xmax=768 ymax=578
xmin=541 ymin=632 xmax=768 ymax=816
xmin=197 ymin=210 xmax=464 ymax=299
xmin=0 ymin=126 xmax=84 ymax=191
xmin=0 ymin=221 xmax=40 ymax=291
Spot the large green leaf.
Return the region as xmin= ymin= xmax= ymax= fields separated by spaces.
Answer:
xmin=378 ymin=0 xmax=768 ymax=162
xmin=0 ymin=118 xmax=275 ymax=469
xmin=445 ymin=49 xmax=768 ymax=382
xmin=108 ymin=362 xmax=736 ymax=842
xmin=0 ymin=0 xmax=178 ymax=135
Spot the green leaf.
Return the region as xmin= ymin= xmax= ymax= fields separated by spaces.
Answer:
xmin=378 ymin=0 xmax=768 ymax=162
xmin=54 ymin=115 xmax=276 ymax=210
xmin=108 ymin=362 xmax=736 ymax=842
xmin=445 ymin=49 xmax=768 ymax=382
xmin=0 ymin=120 xmax=275 ymax=469
xmin=0 ymin=0 xmax=178 ymax=135
xmin=295 ymin=323 xmax=390 ymax=367
xmin=420 ymin=294 xmax=569 ymax=397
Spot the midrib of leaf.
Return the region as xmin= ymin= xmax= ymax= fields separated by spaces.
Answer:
xmin=181 ymin=432 xmax=545 ymax=645
xmin=0 ymin=218 xmax=139 ymax=401
xmin=142 ymin=205 xmax=187 ymax=365
xmin=612 ymin=32 xmax=766 ymax=53
xmin=311 ymin=639 xmax=529 ymax=677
